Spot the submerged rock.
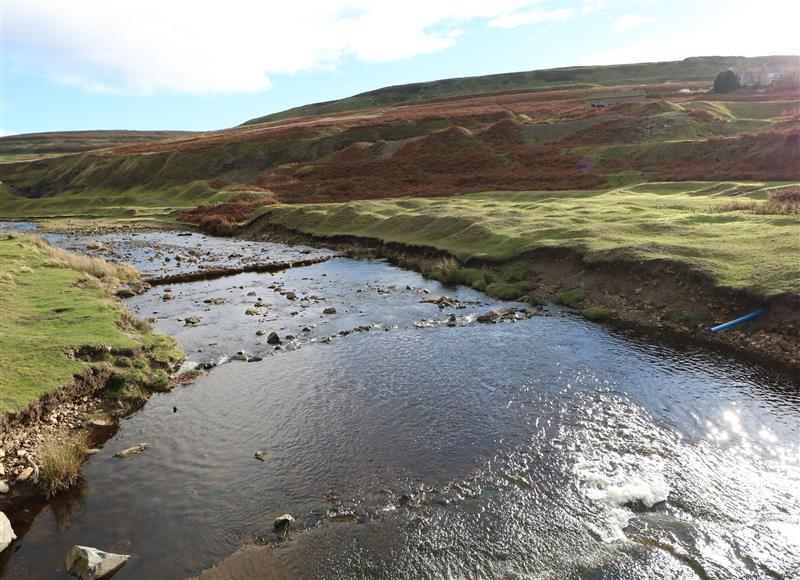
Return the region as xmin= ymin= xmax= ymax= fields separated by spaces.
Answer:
xmin=0 ymin=511 xmax=16 ymax=552
xmin=274 ymin=514 xmax=294 ymax=530
xmin=65 ymin=545 xmax=130 ymax=580
xmin=114 ymin=443 xmax=148 ymax=458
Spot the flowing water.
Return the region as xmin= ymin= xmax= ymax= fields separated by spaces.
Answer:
xmin=1 ymin=228 xmax=799 ymax=579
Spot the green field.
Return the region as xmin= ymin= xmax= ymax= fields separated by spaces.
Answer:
xmin=0 ymin=181 xmax=234 ymax=219
xmin=253 ymin=181 xmax=800 ymax=297
xmin=0 ymin=234 xmax=181 ymax=413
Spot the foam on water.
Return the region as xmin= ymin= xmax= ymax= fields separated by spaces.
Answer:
xmin=575 ymin=453 xmax=670 ymax=542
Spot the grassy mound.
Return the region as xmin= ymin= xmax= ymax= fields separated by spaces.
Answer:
xmin=252 ymin=181 xmax=800 ymax=297
xmin=0 ymin=233 xmax=182 ymax=413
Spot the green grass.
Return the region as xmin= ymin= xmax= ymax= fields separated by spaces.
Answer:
xmin=0 ymin=234 xmax=181 ymax=413
xmin=556 ymin=288 xmax=588 ymax=308
xmin=0 ymin=181 xmax=234 ymax=219
xmin=253 ymin=181 xmax=800 ymax=297
xmin=582 ymin=307 xmax=614 ymax=321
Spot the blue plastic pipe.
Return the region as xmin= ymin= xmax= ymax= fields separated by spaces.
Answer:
xmin=709 ymin=309 xmax=765 ymax=333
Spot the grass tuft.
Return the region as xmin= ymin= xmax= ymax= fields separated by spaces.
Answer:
xmin=556 ymin=288 xmax=587 ymax=308
xmin=39 ymin=432 xmax=89 ymax=498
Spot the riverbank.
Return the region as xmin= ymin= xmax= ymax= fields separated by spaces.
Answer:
xmin=0 ymin=233 xmax=183 ymax=501
xmin=239 ymin=189 xmax=800 ymax=368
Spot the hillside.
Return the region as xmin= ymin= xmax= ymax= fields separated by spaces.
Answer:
xmin=0 ymin=55 xmax=798 ymax=222
xmin=0 ymin=130 xmax=195 ymax=164
xmin=242 ymin=55 xmax=799 ymax=125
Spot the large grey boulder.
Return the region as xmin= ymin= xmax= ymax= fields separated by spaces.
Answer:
xmin=0 ymin=511 xmax=16 ymax=552
xmin=66 ymin=545 xmax=130 ymax=579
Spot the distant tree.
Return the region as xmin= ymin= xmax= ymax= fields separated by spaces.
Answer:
xmin=713 ymin=69 xmax=740 ymax=93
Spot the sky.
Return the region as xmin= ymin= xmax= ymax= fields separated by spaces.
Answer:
xmin=1 ymin=0 xmax=798 ymax=135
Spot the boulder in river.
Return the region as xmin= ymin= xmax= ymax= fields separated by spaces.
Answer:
xmin=323 ymin=307 xmax=337 ymax=315
xmin=274 ymin=514 xmax=294 ymax=530
xmin=0 ymin=511 xmax=16 ymax=552
xmin=114 ymin=443 xmax=148 ymax=458
xmin=184 ymin=316 xmax=201 ymax=326
xmin=267 ymin=332 xmax=281 ymax=345
xmin=65 ymin=545 xmax=130 ymax=579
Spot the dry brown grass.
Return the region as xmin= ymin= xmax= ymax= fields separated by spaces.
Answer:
xmin=718 ymin=186 xmax=800 ymax=215
xmin=39 ymin=432 xmax=89 ymax=497
xmin=27 ymin=235 xmax=139 ymax=281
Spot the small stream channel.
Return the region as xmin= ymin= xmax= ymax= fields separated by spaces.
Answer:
xmin=1 ymin=226 xmax=799 ymax=579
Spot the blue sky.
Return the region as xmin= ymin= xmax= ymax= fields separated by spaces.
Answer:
xmin=1 ymin=0 xmax=798 ymax=135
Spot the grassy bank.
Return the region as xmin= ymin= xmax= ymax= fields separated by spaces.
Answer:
xmin=251 ymin=181 xmax=800 ymax=297
xmin=0 ymin=233 xmax=182 ymax=414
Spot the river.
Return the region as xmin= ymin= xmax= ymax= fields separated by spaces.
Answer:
xmin=1 ymin=228 xmax=799 ymax=579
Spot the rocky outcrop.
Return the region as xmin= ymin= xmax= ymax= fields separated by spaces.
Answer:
xmin=65 ymin=545 xmax=130 ymax=579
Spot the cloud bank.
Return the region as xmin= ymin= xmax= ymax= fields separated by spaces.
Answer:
xmin=4 ymin=0 xmax=573 ymax=95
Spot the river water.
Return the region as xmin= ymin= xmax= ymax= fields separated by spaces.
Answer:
xmin=1 ymin=229 xmax=799 ymax=579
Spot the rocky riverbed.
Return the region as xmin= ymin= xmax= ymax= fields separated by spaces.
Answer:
xmin=1 ymin=224 xmax=799 ymax=579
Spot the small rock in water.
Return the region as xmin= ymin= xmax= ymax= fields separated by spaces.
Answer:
xmin=255 ymin=329 xmax=266 ymax=336
xmin=274 ymin=514 xmax=294 ymax=530
xmin=184 ymin=316 xmax=201 ymax=326
xmin=66 ymin=545 xmax=130 ymax=580
xmin=114 ymin=443 xmax=148 ymax=458
xmin=232 ymin=352 xmax=249 ymax=361
xmin=285 ymin=291 xmax=297 ymax=300
xmin=0 ymin=511 xmax=16 ymax=552
xmin=254 ymin=450 xmax=267 ymax=461
xmin=247 ymin=355 xmax=263 ymax=362
xmin=0 ymin=481 xmax=9 ymax=494
xmin=267 ymin=332 xmax=281 ymax=345
xmin=323 ymin=307 xmax=337 ymax=315
xmin=17 ymin=467 xmax=33 ymax=482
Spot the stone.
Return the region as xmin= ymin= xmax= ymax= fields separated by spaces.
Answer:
xmin=0 ymin=481 xmax=8 ymax=494
xmin=267 ymin=332 xmax=281 ymax=345
xmin=255 ymin=330 xmax=266 ymax=336
xmin=115 ymin=288 xmax=136 ymax=299
xmin=285 ymin=292 xmax=297 ymax=300
xmin=232 ymin=352 xmax=249 ymax=361
xmin=0 ymin=511 xmax=16 ymax=552
xmin=114 ymin=443 xmax=148 ymax=458
xmin=162 ymin=292 xmax=174 ymax=301
xmin=323 ymin=307 xmax=337 ymax=315
xmin=254 ymin=450 xmax=267 ymax=461
xmin=184 ymin=316 xmax=201 ymax=326
xmin=88 ymin=418 xmax=113 ymax=428
xmin=247 ymin=356 xmax=263 ymax=363
xmin=17 ymin=467 xmax=33 ymax=482
xmin=274 ymin=514 xmax=294 ymax=529
xmin=65 ymin=545 xmax=130 ymax=580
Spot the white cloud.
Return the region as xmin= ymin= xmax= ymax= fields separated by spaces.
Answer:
xmin=584 ymin=4 xmax=800 ymax=66
xmin=611 ymin=14 xmax=657 ymax=32
xmin=4 ymin=0 xmax=548 ymax=96
xmin=489 ymin=7 xmax=574 ymax=29
xmin=581 ymin=0 xmax=607 ymax=16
